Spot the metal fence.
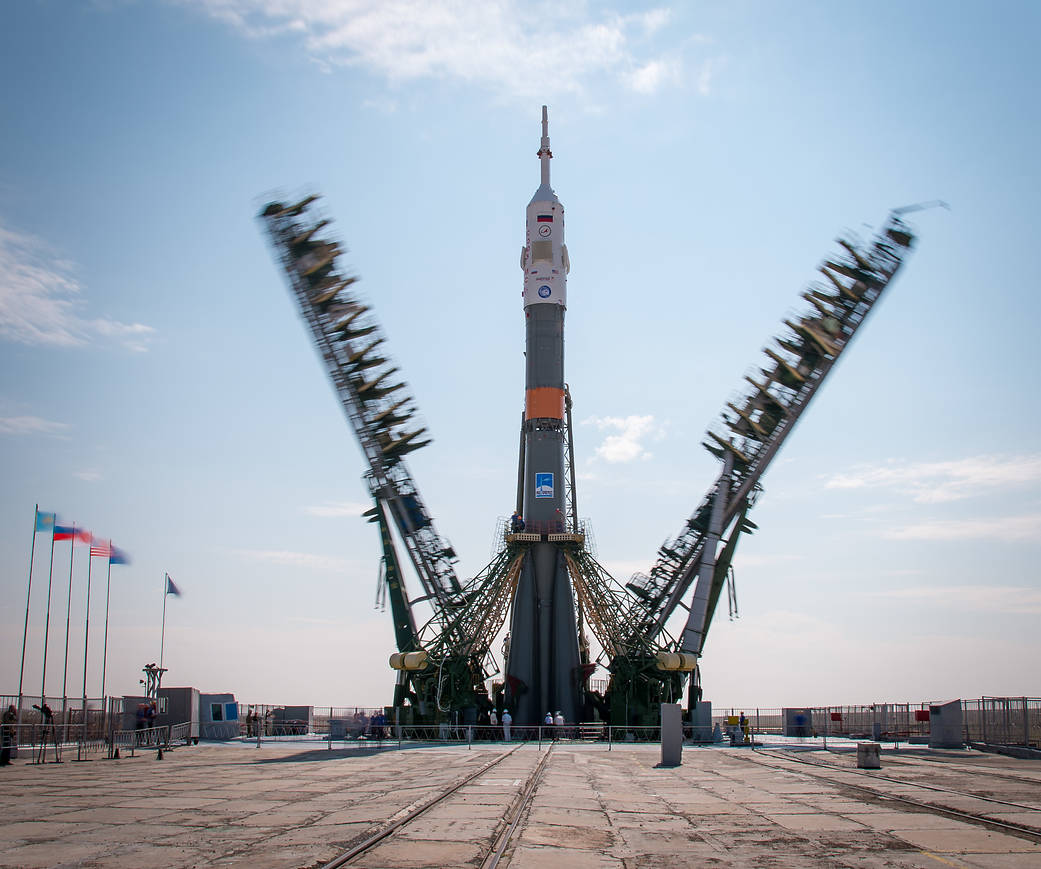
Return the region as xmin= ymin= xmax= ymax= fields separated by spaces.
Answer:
xmin=963 ymin=697 xmax=1041 ymax=747
xmin=712 ymin=705 xmax=933 ymax=741
xmin=4 ymin=695 xmax=1039 ymax=756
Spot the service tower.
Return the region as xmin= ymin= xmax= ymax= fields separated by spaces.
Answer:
xmin=503 ymin=107 xmax=582 ymax=725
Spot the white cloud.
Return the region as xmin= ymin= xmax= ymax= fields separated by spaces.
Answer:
xmin=583 ymin=414 xmax=663 ymax=463
xmin=233 ymin=548 xmax=353 ymax=571
xmin=884 ymin=514 xmax=1041 ymax=543
xmin=188 ymin=1 xmax=690 ymax=100
xmin=864 ymin=584 xmax=1041 ymax=616
xmin=627 ymin=58 xmax=680 ymax=94
xmin=74 ymin=469 xmax=103 ymax=482
xmin=303 ymin=500 xmax=369 ymax=518
xmin=0 ymin=223 xmax=155 ymax=351
xmin=695 ymin=56 xmax=721 ymax=96
xmin=825 ymin=454 xmax=1041 ymax=504
xmin=0 ymin=415 xmax=69 ymax=436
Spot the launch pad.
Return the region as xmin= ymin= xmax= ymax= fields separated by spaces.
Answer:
xmin=259 ymin=107 xmax=922 ymax=728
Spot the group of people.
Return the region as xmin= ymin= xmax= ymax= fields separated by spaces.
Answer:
xmin=245 ymin=709 xmax=275 ymax=737
xmin=509 ymin=512 xmax=526 ymax=533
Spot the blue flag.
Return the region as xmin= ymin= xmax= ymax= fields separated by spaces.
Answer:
xmin=109 ymin=545 xmax=130 ymax=565
xmin=166 ymin=575 xmax=181 ymax=597
xmin=35 ymin=511 xmax=56 ymax=533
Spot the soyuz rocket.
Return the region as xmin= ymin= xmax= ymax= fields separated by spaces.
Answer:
xmin=503 ymin=107 xmax=583 ymax=725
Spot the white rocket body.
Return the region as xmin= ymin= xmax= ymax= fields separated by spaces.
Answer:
xmin=521 ymin=108 xmax=569 ymax=309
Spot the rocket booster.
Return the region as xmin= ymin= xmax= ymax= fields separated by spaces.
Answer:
xmin=505 ymin=106 xmax=583 ymax=725
xmin=520 ymin=106 xmax=570 ymax=525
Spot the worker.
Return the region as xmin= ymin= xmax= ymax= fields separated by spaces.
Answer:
xmin=510 ymin=511 xmax=525 ymax=533
xmin=553 ymin=710 xmax=565 ymax=739
xmin=501 ymin=709 xmax=512 ymax=741
xmin=740 ymin=711 xmax=750 ymax=744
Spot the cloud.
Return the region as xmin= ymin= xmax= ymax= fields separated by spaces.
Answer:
xmin=825 ymin=454 xmax=1041 ymax=504
xmin=303 ymin=500 xmax=368 ymax=518
xmin=189 ymin=1 xmax=690 ymax=100
xmin=627 ymin=58 xmax=680 ymax=94
xmin=0 ymin=223 xmax=155 ymax=351
xmin=864 ymin=584 xmax=1041 ymax=616
xmin=74 ymin=469 xmax=103 ymax=482
xmin=583 ymin=414 xmax=663 ymax=463
xmin=233 ymin=548 xmax=353 ymax=571
xmin=0 ymin=415 xmax=69 ymax=436
xmin=884 ymin=513 xmax=1041 ymax=543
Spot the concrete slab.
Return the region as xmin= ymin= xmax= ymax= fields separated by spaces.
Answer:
xmin=1 ymin=741 xmax=1040 ymax=868
xmin=890 ymin=828 xmax=1040 ymax=853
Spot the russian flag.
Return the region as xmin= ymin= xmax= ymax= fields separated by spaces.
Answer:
xmin=537 ymin=214 xmax=553 ymax=222
xmin=55 ymin=525 xmax=91 ymax=543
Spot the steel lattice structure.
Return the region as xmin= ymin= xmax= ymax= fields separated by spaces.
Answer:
xmin=260 ymin=188 xmax=920 ymax=727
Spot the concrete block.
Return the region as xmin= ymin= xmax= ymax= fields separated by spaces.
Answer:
xmin=856 ymin=742 xmax=881 ymax=769
xmin=929 ymin=699 xmax=963 ymax=749
xmin=687 ymin=700 xmax=712 ymax=742
xmin=660 ymin=703 xmax=682 ymax=766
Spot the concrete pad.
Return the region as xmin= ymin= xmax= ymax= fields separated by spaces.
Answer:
xmin=960 ymin=855 xmax=1041 ymax=868
xmin=0 ymin=841 xmax=118 ymax=868
xmin=766 ymin=813 xmax=868 ymax=832
xmin=350 ymin=838 xmax=485 ymax=867
xmin=519 ymin=823 xmax=615 ymax=850
xmin=36 ymin=806 xmax=173 ymax=823
xmin=508 ymin=844 xmax=625 ymax=868
xmin=395 ymin=814 xmax=501 ymax=840
xmin=528 ymin=806 xmax=612 ymax=828
xmin=889 ymin=828 xmax=1041 ymax=853
xmin=616 ymin=827 xmax=707 ymax=855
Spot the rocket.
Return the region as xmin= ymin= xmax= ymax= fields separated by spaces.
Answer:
xmin=503 ymin=107 xmax=583 ymax=725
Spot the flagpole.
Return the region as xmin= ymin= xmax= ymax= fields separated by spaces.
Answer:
xmin=81 ymin=549 xmax=94 ymax=731
xmin=160 ymin=573 xmax=169 ymax=673
xmin=40 ymin=523 xmax=58 ymax=706
xmin=18 ymin=506 xmax=39 ymax=714
xmin=61 ymin=523 xmax=77 ymax=721
xmin=100 ymin=546 xmax=113 ymax=699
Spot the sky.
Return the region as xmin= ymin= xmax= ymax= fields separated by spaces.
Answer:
xmin=1 ymin=0 xmax=1039 ymax=711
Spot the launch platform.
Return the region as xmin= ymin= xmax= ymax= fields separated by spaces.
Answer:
xmin=1 ymin=740 xmax=1039 ymax=867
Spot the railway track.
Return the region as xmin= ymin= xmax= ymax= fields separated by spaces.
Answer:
xmin=320 ymin=744 xmax=552 ymax=869
xmin=736 ymin=748 xmax=1041 ymax=843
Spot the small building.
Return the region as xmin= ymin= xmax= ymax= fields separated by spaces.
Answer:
xmin=200 ymin=693 xmax=240 ymax=739
xmin=270 ymin=705 xmax=313 ymax=735
xmin=783 ymin=707 xmax=814 ymax=737
xmin=158 ymin=687 xmax=200 ymax=742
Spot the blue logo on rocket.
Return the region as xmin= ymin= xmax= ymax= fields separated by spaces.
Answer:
xmin=538 ymin=285 xmax=551 ymax=298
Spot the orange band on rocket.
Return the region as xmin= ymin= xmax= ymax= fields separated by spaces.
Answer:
xmin=525 ymin=387 xmax=565 ymax=420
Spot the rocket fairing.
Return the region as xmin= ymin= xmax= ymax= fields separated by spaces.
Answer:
xmin=504 ymin=106 xmax=582 ymax=725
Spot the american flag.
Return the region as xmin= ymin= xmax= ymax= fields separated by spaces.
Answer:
xmin=90 ymin=538 xmax=112 ymax=558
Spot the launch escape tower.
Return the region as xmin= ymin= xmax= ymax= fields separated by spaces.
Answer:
xmin=259 ymin=108 xmax=923 ymax=727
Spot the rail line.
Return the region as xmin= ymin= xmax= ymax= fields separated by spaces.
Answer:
xmin=883 ymin=754 xmax=1041 ymax=788
xmin=736 ymin=749 xmax=1041 ymax=843
xmin=320 ymin=743 xmax=551 ymax=869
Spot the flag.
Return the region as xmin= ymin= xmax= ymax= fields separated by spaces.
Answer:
xmin=537 ymin=214 xmax=553 ymax=222
xmin=109 ymin=545 xmax=130 ymax=565
xmin=166 ymin=575 xmax=181 ymax=597
xmin=35 ymin=511 xmax=56 ymax=533
xmin=54 ymin=525 xmax=91 ymax=543
xmin=90 ymin=539 xmax=112 ymax=558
